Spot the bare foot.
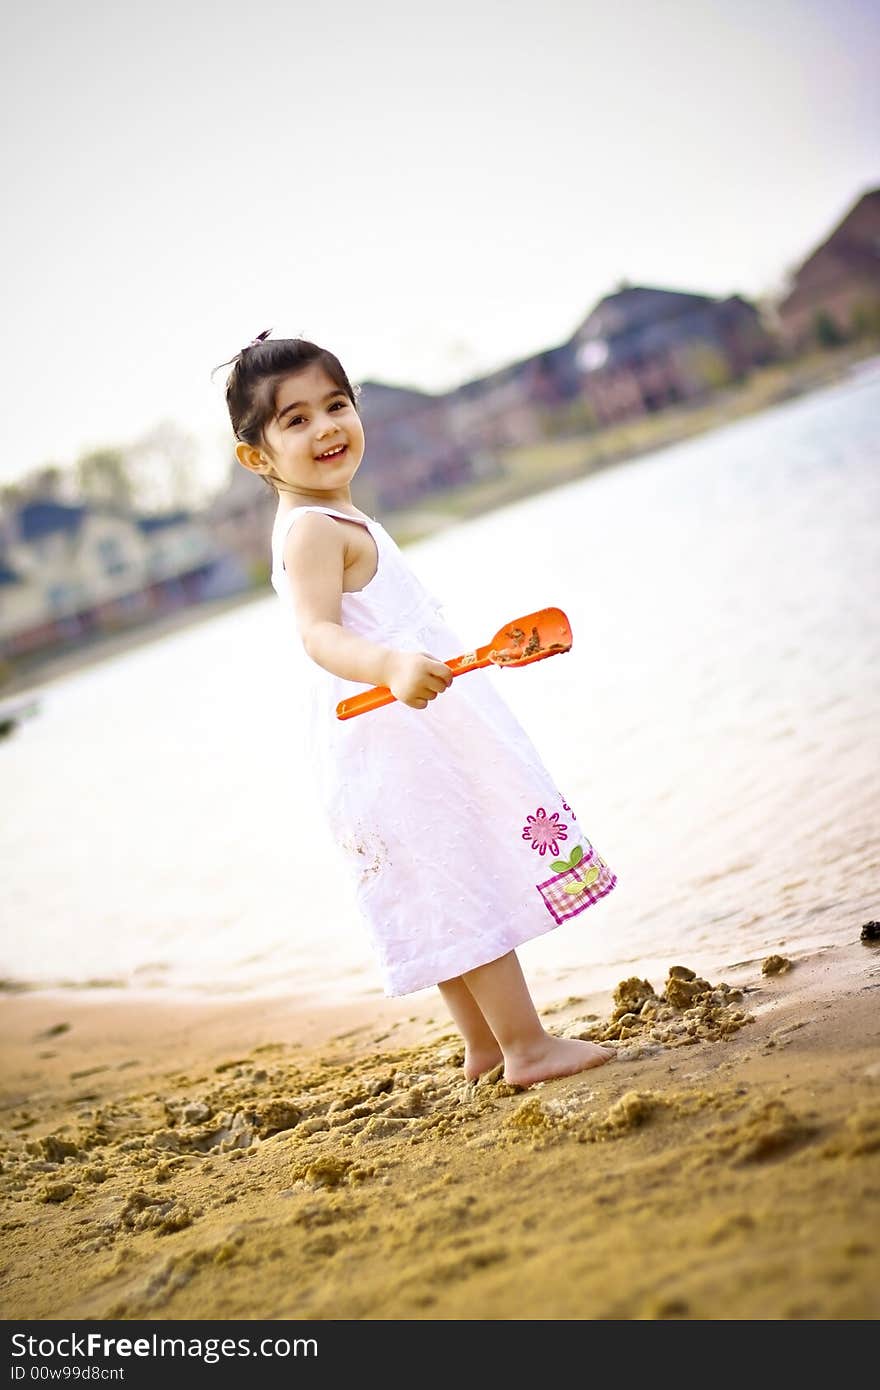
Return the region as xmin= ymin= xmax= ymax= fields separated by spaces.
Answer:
xmin=503 ymin=1035 xmax=615 ymax=1088
xmin=463 ymin=1043 xmax=504 ymax=1081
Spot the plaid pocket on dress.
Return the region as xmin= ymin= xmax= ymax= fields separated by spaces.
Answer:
xmin=535 ymin=848 xmax=617 ymax=924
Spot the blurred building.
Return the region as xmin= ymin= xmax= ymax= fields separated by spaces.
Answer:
xmin=435 ymin=285 xmax=775 ymax=442
xmin=568 ymin=285 xmax=776 ymax=426
xmin=444 ymin=345 xmax=576 ymax=450
xmin=776 ymin=188 xmax=880 ymax=351
xmin=0 ymin=499 xmax=246 ymax=660
xmin=355 ymin=382 xmax=495 ymax=512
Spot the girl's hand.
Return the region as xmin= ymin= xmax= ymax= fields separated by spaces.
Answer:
xmin=384 ymin=651 xmax=453 ymax=709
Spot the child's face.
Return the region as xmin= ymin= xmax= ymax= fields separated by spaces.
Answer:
xmin=257 ymin=363 xmax=365 ymax=498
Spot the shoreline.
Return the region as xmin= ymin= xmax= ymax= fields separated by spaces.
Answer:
xmin=0 ymin=587 xmax=265 ymax=700
xmin=2 ymin=941 xmax=878 ymax=1319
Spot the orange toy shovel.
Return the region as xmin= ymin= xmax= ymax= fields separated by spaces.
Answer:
xmin=335 ymin=607 xmax=572 ymax=720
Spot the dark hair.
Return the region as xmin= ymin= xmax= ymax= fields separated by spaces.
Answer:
xmin=212 ymin=331 xmax=360 ymax=495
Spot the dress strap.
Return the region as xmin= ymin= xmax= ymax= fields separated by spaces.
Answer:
xmin=273 ymin=506 xmax=376 ymax=573
xmin=277 ymin=503 xmax=372 ymax=538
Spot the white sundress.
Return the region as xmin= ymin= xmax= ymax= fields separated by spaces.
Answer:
xmin=270 ymin=504 xmax=617 ymax=996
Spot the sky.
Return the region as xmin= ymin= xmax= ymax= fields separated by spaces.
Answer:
xmin=2 ymin=0 xmax=878 ymax=500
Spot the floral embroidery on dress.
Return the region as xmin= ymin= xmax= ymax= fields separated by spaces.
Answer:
xmin=549 ymin=842 xmax=598 ymax=886
xmin=560 ymin=797 xmax=577 ymax=819
xmin=521 ymin=806 xmax=569 ymax=856
xmin=535 ymin=846 xmax=617 ymax=924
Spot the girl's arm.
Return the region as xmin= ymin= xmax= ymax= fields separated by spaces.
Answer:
xmin=282 ymin=513 xmax=453 ymax=709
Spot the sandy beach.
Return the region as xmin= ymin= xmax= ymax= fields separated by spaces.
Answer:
xmin=2 ymin=939 xmax=878 ymax=1321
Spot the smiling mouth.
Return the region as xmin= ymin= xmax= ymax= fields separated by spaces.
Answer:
xmin=316 ymin=444 xmax=347 ymax=462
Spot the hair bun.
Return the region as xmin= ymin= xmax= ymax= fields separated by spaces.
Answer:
xmin=242 ymin=328 xmax=272 ymax=353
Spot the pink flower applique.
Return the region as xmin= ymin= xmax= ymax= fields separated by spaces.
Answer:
xmin=521 ymin=806 xmax=569 ymax=856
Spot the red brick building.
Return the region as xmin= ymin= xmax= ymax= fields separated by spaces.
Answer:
xmin=776 ymin=188 xmax=880 ymax=350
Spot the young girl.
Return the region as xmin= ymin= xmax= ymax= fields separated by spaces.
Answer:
xmin=218 ymin=331 xmax=617 ymax=1087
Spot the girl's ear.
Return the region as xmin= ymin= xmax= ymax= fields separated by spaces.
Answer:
xmin=235 ymin=441 xmax=269 ymax=474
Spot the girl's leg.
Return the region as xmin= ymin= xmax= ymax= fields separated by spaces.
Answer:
xmin=437 ymin=976 xmax=504 ymax=1080
xmin=461 ymin=950 xmax=614 ymax=1087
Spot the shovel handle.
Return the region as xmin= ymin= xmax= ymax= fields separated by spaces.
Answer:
xmin=335 ymin=649 xmax=490 ymax=720
xmin=336 ymin=684 xmax=396 ymax=720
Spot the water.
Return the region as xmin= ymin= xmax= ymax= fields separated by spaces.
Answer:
xmin=4 ymin=361 xmax=879 ymax=1003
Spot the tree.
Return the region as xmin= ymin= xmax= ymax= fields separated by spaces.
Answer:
xmin=813 ymin=309 xmax=846 ymax=348
xmin=2 ymin=465 xmax=77 ymax=511
xmin=683 ymin=342 xmax=733 ymax=391
xmin=850 ymin=298 xmax=880 ymax=339
xmin=75 ymin=447 xmax=135 ymax=511
xmin=28 ymin=465 xmax=68 ymax=499
xmin=128 ymin=421 xmax=201 ymax=512
xmin=0 ymin=481 xmax=26 ymax=514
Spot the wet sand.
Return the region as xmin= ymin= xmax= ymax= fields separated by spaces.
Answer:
xmin=1 ymin=943 xmax=879 ymax=1321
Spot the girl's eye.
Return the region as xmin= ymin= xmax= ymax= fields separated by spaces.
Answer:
xmin=287 ymin=399 xmax=346 ymax=427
